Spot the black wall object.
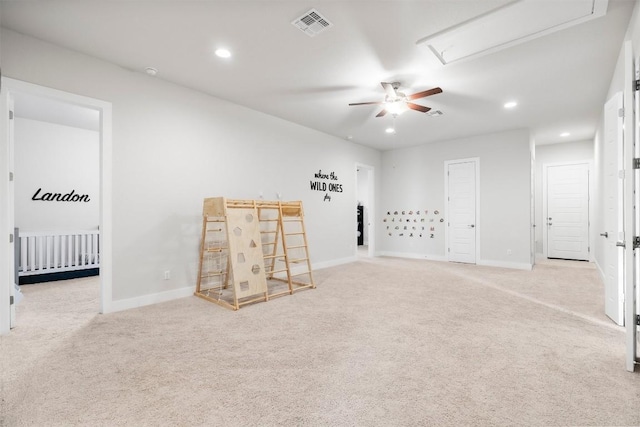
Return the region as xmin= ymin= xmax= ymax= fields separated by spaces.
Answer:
xmin=357 ymin=205 xmax=364 ymax=246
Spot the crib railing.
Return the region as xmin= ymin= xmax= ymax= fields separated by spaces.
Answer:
xmin=18 ymin=230 xmax=100 ymax=276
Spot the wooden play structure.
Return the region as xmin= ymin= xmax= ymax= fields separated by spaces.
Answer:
xmin=195 ymin=197 xmax=315 ymax=310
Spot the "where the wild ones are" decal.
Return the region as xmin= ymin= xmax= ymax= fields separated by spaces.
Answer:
xmin=310 ymin=169 xmax=343 ymax=202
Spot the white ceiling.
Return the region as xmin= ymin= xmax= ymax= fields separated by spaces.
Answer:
xmin=1 ymin=0 xmax=635 ymax=151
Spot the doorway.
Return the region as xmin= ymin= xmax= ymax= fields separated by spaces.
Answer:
xmin=14 ymin=93 xmax=101 ymax=284
xmin=355 ymin=163 xmax=375 ymax=258
xmin=445 ymin=158 xmax=479 ymax=264
xmin=543 ymin=162 xmax=591 ymax=261
xmin=0 ymin=78 xmax=113 ymax=334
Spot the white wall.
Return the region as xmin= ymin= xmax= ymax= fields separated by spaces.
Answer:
xmin=534 ymin=140 xmax=594 ymax=255
xmin=379 ymin=128 xmax=532 ymax=269
xmin=14 ymin=118 xmax=99 ymax=231
xmin=1 ymin=29 xmax=381 ymax=304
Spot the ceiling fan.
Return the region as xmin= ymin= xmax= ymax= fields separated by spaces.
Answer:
xmin=349 ymin=82 xmax=442 ymax=117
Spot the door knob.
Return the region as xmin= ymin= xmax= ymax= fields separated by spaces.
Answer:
xmin=469 ymin=224 xmax=475 ymax=228
xmin=600 ymin=232 xmax=608 ymax=238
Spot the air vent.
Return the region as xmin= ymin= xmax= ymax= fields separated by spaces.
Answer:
xmin=292 ymin=8 xmax=332 ymax=37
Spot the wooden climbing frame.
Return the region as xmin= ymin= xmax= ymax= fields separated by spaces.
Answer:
xmin=195 ymin=197 xmax=315 ymax=310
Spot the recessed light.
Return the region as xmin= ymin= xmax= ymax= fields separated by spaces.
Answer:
xmin=215 ymin=48 xmax=231 ymax=58
xmin=560 ymin=132 xmax=570 ymax=137
xmin=144 ymin=67 xmax=158 ymax=76
xmin=385 ymin=127 xmax=395 ymax=134
xmin=504 ymin=101 xmax=518 ymax=109
xmin=346 ymin=135 xmax=353 ymax=140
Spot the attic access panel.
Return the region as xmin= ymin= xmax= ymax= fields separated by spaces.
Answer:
xmin=416 ymin=0 xmax=608 ymax=65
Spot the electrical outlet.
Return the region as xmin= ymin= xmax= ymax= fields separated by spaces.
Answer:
xmin=164 ymin=270 xmax=170 ymax=280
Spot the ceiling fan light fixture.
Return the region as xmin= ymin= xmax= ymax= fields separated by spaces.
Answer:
xmin=349 ymin=82 xmax=442 ymax=118
xmin=386 ymin=100 xmax=408 ymax=116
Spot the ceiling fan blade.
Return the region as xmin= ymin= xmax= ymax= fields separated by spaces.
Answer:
xmin=376 ymin=109 xmax=388 ymax=117
xmin=381 ymin=82 xmax=398 ymax=99
xmin=349 ymin=101 xmax=385 ymax=106
xmin=406 ymin=103 xmax=431 ymax=113
xmin=406 ymin=87 xmax=443 ymax=101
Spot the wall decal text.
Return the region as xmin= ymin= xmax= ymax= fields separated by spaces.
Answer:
xmin=310 ymin=169 xmax=343 ymax=202
xmin=32 ymin=188 xmax=91 ymax=203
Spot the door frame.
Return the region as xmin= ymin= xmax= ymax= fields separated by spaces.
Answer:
xmin=0 ymin=78 xmax=114 ymax=334
xmin=541 ymin=161 xmax=593 ymax=261
xmin=355 ymin=163 xmax=375 ymax=258
xmin=603 ymin=91 xmax=624 ymax=327
xmin=623 ymin=41 xmax=637 ymax=372
xmin=445 ymin=157 xmax=480 ymax=264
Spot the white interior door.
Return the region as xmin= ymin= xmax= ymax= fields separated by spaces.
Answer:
xmin=546 ymin=163 xmax=590 ymax=261
xmin=447 ymin=160 xmax=477 ymax=264
xmin=604 ymin=92 xmax=624 ymax=326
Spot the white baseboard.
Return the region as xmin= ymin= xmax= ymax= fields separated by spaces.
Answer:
xmin=107 ymin=257 xmax=358 ymax=313
xmin=109 ymin=285 xmax=194 ymax=313
xmin=477 ymin=259 xmax=533 ymax=271
xmin=376 ymin=251 xmax=447 ymax=262
xmin=103 ymin=253 xmax=534 ymax=314
xmin=377 ymin=252 xmax=531 ymax=270
xmin=312 ymin=256 xmax=358 ymax=270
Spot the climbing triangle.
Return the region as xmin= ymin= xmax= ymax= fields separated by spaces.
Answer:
xmin=195 ymin=197 xmax=315 ymax=310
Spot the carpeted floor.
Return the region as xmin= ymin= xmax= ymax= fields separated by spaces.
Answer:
xmin=1 ymin=257 xmax=638 ymax=426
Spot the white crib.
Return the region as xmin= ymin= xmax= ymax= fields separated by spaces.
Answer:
xmin=18 ymin=230 xmax=100 ymax=277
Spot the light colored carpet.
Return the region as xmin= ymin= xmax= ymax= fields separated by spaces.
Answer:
xmin=1 ymin=257 xmax=638 ymax=426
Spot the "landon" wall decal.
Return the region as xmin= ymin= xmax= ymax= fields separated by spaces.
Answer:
xmin=31 ymin=188 xmax=91 ymax=203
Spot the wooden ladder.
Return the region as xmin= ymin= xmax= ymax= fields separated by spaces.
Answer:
xmin=258 ymin=205 xmax=290 ymax=297
xmin=195 ymin=212 xmax=234 ymax=308
xmin=277 ymin=201 xmax=315 ymax=292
